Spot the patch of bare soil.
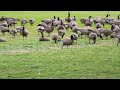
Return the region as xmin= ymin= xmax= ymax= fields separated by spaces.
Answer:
xmin=0 ymin=49 xmax=35 ymax=55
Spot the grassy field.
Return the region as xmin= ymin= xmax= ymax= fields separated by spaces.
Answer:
xmin=0 ymin=11 xmax=120 ymax=79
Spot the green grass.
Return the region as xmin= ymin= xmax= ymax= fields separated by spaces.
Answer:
xmin=0 ymin=11 xmax=120 ymax=79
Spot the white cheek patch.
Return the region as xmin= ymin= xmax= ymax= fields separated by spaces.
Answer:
xmin=61 ymin=41 xmax=63 ymax=45
xmin=40 ymin=26 xmax=44 ymax=30
xmin=90 ymin=19 xmax=93 ymax=22
xmin=37 ymin=26 xmax=44 ymax=30
xmin=65 ymin=25 xmax=68 ymax=28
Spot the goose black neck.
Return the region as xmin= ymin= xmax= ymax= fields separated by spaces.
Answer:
xmin=61 ymin=21 xmax=63 ymax=25
xmin=52 ymin=21 xmax=54 ymax=26
xmin=23 ymin=27 xmax=25 ymax=30
xmin=68 ymin=12 xmax=70 ymax=15
xmin=118 ymin=15 xmax=120 ymax=19
xmin=57 ymin=17 xmax=59 ymax=20
xmin=54 ymin=16 xmax=56 ymax=19
xmin=68 ymin=14 xmax=70 ymax=17
xmin=89 ymin=16 xmax=92 ymax=18
xmin=111 ymin=24 xmax=114 ymax=30
xmin=106 ymin=14 xmax=110 ymax=17
xmin=41 ymin=32 xmax=44 ymax=37
xmin=71 ymin=35 xmax=74 ymax=40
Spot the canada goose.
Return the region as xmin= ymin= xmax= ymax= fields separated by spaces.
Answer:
xmin=9 ymin=28 xmax=17 ymax=38
xmin=44 ymin=20 xmax=54 ymax=36
xmin=37 ymin=26 xmax=45 ymax=35
xmin=7 ymin=19 xmax=17 ymax=29
xmin=21 ymin=18 xmax=28 ymax=26
xmin=58 ymin=29 xmax=65 ymax=38
xmin=61 ymin=34 xmax=75 ymax=49
xmin=88 ymin=31 xmax=97 ymax=44
xmin=41 ymin=19 xmax=53 ymax=25
xmin=0 ymin=26 xmax=9 ymax=35
xmin=39 ymin=32 xmax=50 ymax=41
xmin=29 ymin=18 xmax=35 ymax=26
xmin=21 ymin=27 xmax=29 ymax=39
xmin=71 ymin=33 xmax=78 ymax=44
xmin=51 ymin=33 xmax=59 ymax=43
xmin=0 ymin=38 xmax=6 ymax=42
xmin=57 ymin=21 xmax=64 ymax=31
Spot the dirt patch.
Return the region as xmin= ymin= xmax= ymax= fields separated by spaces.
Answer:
xmin=0 ymin=49 xmax=35 ymax=55
xmin=0 ymin=40 xmax=116 ymax=55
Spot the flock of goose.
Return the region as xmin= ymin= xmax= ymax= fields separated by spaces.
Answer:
xmin=1 ymin=12 xmax=120 ymax=49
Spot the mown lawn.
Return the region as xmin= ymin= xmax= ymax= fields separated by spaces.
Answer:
xmin=0 ymin=11 xmax=120 ymax=79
